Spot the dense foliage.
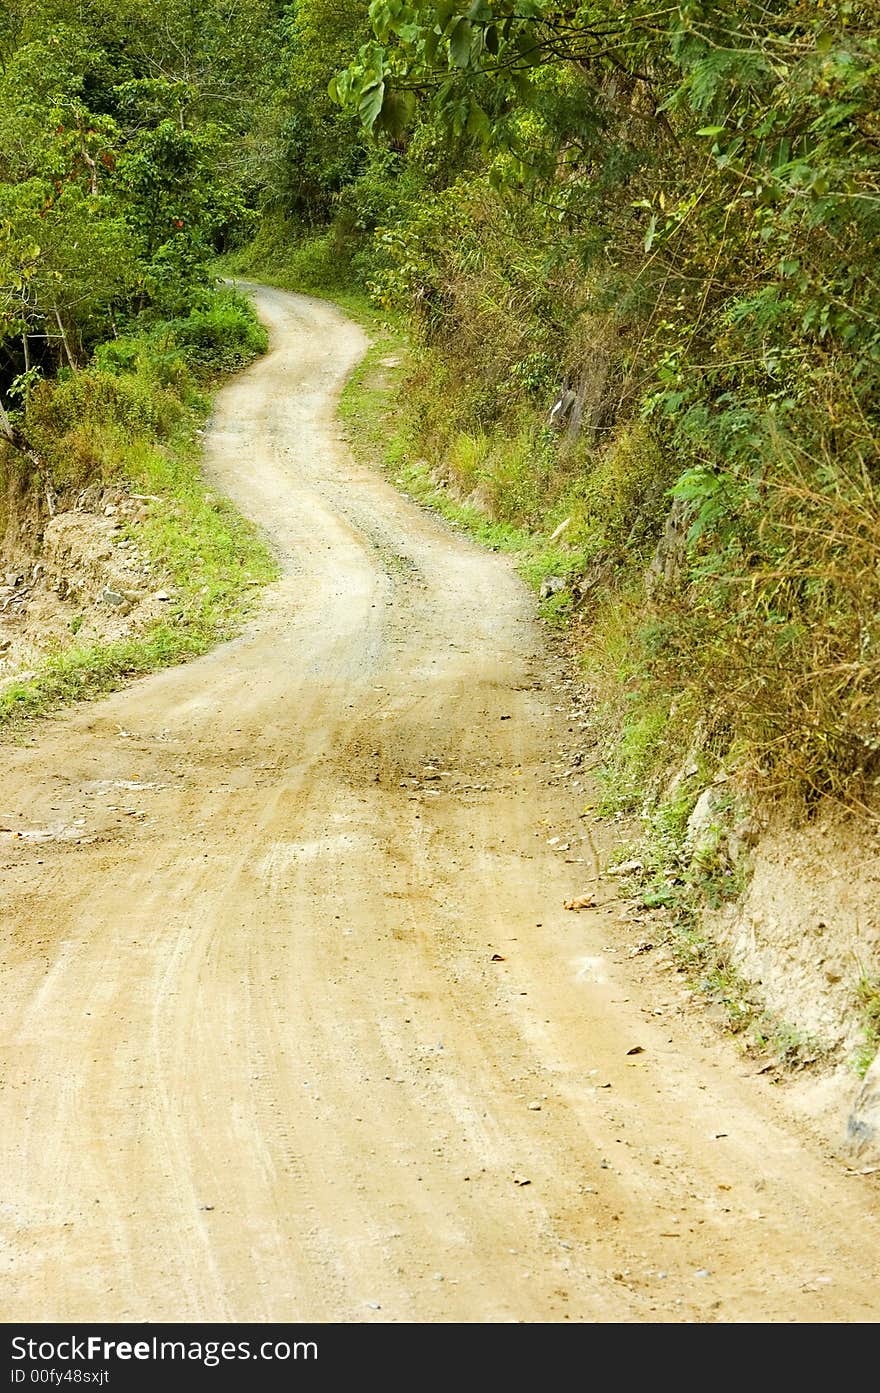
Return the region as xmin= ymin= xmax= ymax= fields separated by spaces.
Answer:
xmin=0 ymin=0 xmax=278 ymax=443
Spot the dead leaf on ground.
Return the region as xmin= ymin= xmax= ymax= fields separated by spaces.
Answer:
xmin=564 ymin=894 xmax=595 ymax=911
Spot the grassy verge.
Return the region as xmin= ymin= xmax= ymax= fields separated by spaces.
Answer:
xmin=335 ymin=318 xmax=596 ymax=622
xmin=853 ymin=975 xmax=880 ymax=1077
xmin=217 ymin=228 xmax=377 ymax=326
xmin=0 ymin=290 xmax=278 ymax=735
xmin=608 ymin=821 xmax=831 ymax=1070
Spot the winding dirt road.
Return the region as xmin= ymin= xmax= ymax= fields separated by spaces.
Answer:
xmin=1 ymin=286 xmax=878 ymax=1323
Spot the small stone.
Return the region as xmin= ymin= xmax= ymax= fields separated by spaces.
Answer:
xmin=606 ymin=858 xmax=643 ymax=876
xmin=100 ymin=587 xmax=129 ymax=609
xmin=527 ymin=1101 xmax=542 ymax=1111
xmin=540 ymin=575 xmax=566 ymax=600
xmin=846 ymin=1051 xmax=880 ymax=1166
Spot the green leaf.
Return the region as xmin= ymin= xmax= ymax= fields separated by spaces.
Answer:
xmin=359 ymin=80 xmax=386 ymax=129
xmin=448 ymin=17 xmax=473 ymax=67
xmin=368 ymin=0 xmax=394 ymax=42
xmin=510 ymin=69 xmax=533 ymax=101
xmin=377 ymin=87 xmax=417 ymax=136
xmin=424 ymin=26 xmax=442 ymax=61
xmin=513 ymin=29 xmax=544 ymax=65
xmin=466 ymin=102 xmax=490 ymax=139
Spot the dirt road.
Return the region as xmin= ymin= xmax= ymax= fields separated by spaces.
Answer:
xmin=1 ymin=285 xmax=878 ymax=1323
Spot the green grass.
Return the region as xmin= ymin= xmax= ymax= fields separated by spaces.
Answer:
xmin=123 ymin=428 xmax=277 ymax=638
xmin=852 ymin=974 xmax=880 ymax=1077
xmin=217 ymin=232 xmax=378 ymax=327
xmin=336 ymin=324 xmax=595 ymax=618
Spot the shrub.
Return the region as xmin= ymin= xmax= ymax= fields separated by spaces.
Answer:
xmin=163 ymin=289 xmax=268 ymax=377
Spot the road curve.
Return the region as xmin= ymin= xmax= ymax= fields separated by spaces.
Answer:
xmin=1 ymin=285 xmax=878 ymax=1322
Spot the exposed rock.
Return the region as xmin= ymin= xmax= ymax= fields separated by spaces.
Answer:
xmin=44 ymin=512 xmax=115 ymax=566
xmin=846 ymin=1053 xmax=880 ymax=1165
xmin=570 ymin=556 xmax=613 ymax=606
xmin=727 ymin=816 xmax=762 ymax=866
xmin=548 ymin=388 xmax=578 ymax=431
xmin=540 ymin=575 xmax=566 ymax=600
xmin=0 ymin=495 xmax=173 ymax=680
xmin=100 ymin=587 xmax=131 ymax=610
xmin=704 ymin=810 xmax=880 ymax=1057
xmin=686 ymin=786 xmax=727 ymax=859
xmin=0 ymin=669 xmax=37 ymax=691
xmin=645 ymin=496 xmax=691 ymax=598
